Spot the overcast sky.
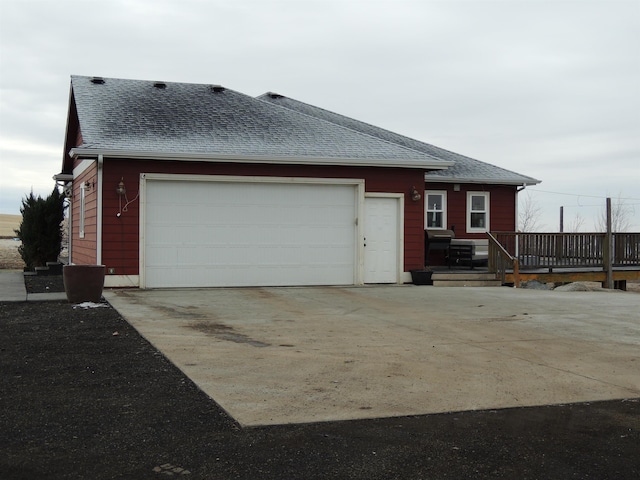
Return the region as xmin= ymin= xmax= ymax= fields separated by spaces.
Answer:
xmin=1 ymin=0 xmax=638 ymax=230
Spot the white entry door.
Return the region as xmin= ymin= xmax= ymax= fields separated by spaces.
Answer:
xmin=364 ymin=196 xmax=401 ymax=283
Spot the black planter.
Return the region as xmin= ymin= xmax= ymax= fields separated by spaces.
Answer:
xmin=410 ymin=270 xmax=433 ymax=285
xmin=63 ymin=265 xmax=105 ymax=303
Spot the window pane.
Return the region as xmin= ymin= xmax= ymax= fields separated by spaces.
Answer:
xmin=427 ymin=194 xmax=442 ymax=210
xmin=426 ymin=191 xmax=446 ymax=229
xmin=471 ymin=195 xmax=485 ymax=211
xmin=427 ymin=212 xmax=443 ymax=228
xmin=471 ymin=212 xmax=485 ymax=228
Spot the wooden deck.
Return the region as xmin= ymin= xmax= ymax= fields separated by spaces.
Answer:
xmin=503 ymin=267 xmax=640 ymax=290
xmin=487 ymin=232 xmax=640 ymax=290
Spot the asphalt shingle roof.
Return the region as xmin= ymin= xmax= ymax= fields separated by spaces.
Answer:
xmin=69 ymin=76 xmax=448 ymax=169
xmin=258 ymin=93 xmax=541 ymax=185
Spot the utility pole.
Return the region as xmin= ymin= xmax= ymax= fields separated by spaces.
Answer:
xmin=559 ymin=206 xmax=564 ymax=232
xmin=604 ymin=197 xmax=613 ymax=289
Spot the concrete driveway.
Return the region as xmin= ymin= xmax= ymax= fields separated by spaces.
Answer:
xmin=104 ymin=285 xmax=640 ymax=426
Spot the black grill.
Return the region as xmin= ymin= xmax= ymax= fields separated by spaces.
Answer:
xmin=425 ymin=229 xmax=455 ymax=262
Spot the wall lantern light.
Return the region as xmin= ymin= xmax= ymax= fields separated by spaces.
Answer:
xmin=116 ymin=178 xmax=126 ymax=196
xmin=410 ymin=186 xmax=421 ymax=202
xmin=115 ymin=178 xmax=139 ymax=217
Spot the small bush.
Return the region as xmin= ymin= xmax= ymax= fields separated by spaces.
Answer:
xmin=15 ymin=187 xmax=65 ymax=269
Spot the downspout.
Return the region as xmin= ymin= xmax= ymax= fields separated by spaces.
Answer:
xmin=515 ymin=184 xmax=529 ymax=260
xmin=516 ymin=184 xmax=527 ymax=231
xmin=67 ymin=195 xmax=73 ymax=264
xmin=96 ymin=155 xmax=104 ymax=265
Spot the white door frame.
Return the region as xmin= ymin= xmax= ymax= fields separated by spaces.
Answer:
xmin=363 ymin=193 xmax=404 ymax=284
xmin=139 ymin=173 xmax=366 ymax=289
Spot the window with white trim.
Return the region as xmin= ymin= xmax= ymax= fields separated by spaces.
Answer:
xmin=79 ymin=183 xmax=86 ymax=238
xmin=467 ymin=192 xmax=489 ymax=232
xmin=425 ymin=191 xmax=447 ymax=229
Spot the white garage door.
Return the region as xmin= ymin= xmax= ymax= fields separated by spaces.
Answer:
xmin=143 ymin=179 xmax=358 ymax=288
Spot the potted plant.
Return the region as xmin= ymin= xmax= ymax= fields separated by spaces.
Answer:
xmin=410 ymin=266 xmax=434 ymax=285
xmin=63 ymin=264 xmax=106 ymax=303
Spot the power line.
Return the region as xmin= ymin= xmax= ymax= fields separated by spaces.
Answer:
xmin=525 ymin=188 xmax=640 ymax=204
xmin=560 ymin=204 xmax=604 ymax=208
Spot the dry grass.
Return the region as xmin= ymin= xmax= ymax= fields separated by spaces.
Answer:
xmin=0 ymin=214 xmax=23 ymax=268
xmin=0 ymin=214 xmax=21 ymax=238
xmin=0 ymin=239 xmax=24 ymax=269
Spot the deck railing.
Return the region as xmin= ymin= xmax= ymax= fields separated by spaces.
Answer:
xmin=614 ymin=233 xmax=640 ymax=265
xmin=490 ymin=232 xmax=640 ymax=270
xmin=487 ymin=232 xmax=520 ymax=286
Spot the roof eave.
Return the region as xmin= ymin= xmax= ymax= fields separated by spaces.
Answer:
xmin=53 ymin=173 xmax=74 ymax=182
xmin=69 ymin=148 xmax=454 ymax=170
xmin=424 ymin=174 xmax=542 ymax=186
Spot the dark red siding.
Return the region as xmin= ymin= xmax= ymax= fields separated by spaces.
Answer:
xmin=70 ymin=162 xmax=98 ymax=265
xmin=425 ymin=182 xmax=517 ymax=237
xmin=100 ymin=159 xmax=426 ymax=276
xmin=425 ymin=182 xmax=517 ymax=265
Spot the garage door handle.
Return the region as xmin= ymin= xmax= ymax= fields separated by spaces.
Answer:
xmin=364 ymin=237 xmax=366 ymax=247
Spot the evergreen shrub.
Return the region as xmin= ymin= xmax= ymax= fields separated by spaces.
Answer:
xmin=15 ymin=187 xmax=65 ymax=269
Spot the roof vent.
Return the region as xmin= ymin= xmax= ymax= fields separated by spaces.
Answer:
xmin=210 ymin=85 xmax=225 ymax=93
xmin=267 ymin=92 xmax=284 ymax=99
xmin=153 ymin=82 xmax=167 ymax=89
xmin=90 ymin=77 xmax=105 ymax=85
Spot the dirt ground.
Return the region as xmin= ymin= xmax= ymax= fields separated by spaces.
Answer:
xmin=0 ymin=275 xmax=638 ymax=479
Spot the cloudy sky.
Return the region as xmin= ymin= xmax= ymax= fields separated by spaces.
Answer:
xmin=1 ymin=0 xmax=638 ymax=230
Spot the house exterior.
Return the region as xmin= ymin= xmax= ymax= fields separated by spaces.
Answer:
xmin=55 ymin=75 xmax=539 ymax=288
xmin=258 ymin=93 xmax=541 ymax=264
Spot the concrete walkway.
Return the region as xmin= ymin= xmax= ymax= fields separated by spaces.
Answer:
xmin=0 ymin=270 xmax=67 ymax=302
xmin=104 ymin=285 xmax=640 ymax=426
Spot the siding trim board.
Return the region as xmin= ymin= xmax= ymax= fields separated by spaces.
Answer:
xmin=96 ymin=155 xmax=104 ymax=265
xmin=72 ymin=159 xmax=96 ymax=178
xmin=70 ymin=148 xmax=450 ymax=171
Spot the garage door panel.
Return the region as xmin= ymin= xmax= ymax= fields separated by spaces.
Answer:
xmin=146 ymin=263 xmax=352 ymax=288
xmin=144 ymin=180 xmax=358 ymax=288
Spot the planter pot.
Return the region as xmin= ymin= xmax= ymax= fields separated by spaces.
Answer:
xmin=410 ymin=269 xmax=433 ymax=286
xmin=63 ymin=265 xmax=105 ymax=303
xmin=46 ymin=262 xmax=64 ymax=275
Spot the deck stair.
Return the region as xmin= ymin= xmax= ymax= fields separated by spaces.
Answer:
xmin=431 ymin=271 xmax=502 ymax=287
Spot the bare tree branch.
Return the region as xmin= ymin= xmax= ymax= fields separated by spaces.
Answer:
xmin=518 ymin=191 xmax=544 ymax=232
xmin=567 ymin=211 xmax=585 ymax=232
xmin=595 ymin=193 xmax=633 ymax=232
